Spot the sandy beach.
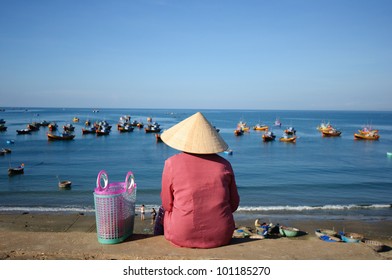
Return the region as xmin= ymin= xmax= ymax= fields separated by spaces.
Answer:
xmin=0 ymin=212 xmax=391 ymax=260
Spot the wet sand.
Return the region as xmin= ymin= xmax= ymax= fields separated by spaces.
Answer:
xmin=0 ymin=212 xmax=391 ymax=260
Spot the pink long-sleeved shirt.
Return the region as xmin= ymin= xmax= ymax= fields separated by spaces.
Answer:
xmin=161 ymin=152 xmax=239 ymax=248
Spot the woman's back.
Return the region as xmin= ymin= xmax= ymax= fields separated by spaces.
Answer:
xmin=161 ymin=152 xmax=239 ymax=248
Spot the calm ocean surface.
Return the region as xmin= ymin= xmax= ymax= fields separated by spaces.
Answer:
xmin=1 ymin=108 xmax=391 ymax=222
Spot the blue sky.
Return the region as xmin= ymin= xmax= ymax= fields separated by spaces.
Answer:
xmin=1 ymin=0 xmax=391 ymax=110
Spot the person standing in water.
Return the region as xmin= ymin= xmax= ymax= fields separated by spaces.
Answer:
xmin=140 ymin=204 xmax=145 ymax=221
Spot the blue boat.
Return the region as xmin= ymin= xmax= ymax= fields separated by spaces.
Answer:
xmin=340 ymin=232 xmax=363 ymax=243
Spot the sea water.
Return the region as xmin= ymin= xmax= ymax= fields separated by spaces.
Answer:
xmin=0 ymin=108 xmax=391 ymax=222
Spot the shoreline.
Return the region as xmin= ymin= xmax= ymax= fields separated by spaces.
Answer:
xmin=0 ymin=211 xmax=391 ymax=260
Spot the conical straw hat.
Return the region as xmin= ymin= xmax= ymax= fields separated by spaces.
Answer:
xmin=160 ymin=112 xmax=228 ymax=154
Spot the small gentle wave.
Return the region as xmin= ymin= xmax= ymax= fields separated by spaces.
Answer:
xmin=237 ymin=203 xmax=392 ymax=212
xmin=0 ymin=206 xmax=96 ymax=213
xmin=1 ymin=203 xmax=390 ymax=215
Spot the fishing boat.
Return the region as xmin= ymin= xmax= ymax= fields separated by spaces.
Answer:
xmin=117 ymin=119 xmax=130 ymax=130
xmin=0 ymin=124 xmax=7 ymax=131
xmin=27 ymin=123 xmax=39 ymax=131
xmin=48 ymin=122 xmax=58 ymax=131
xmin=145 ymin=122 xmax=161 ymax=133
xmin=58 ymin=180 xmax=72 ymax=189
xmin=262 ymin=131 xmax=276 ymax=142
xmin=16 ymin=128 xmax=32 ymax=135
xmin=315 ymin=229 xmax=341 ymax=242
xmin=118 ymin=124 xmax=134 ymax=132
xmin=253 ymin=124 xmax=269 ymax=131
xmin=340 ymin=232 xmax=363 ymax=243
xmin=117 ymin=115 xmax=131 ymax=129
xmin=94 ymin=120 xmax=112 ymax=135
xmin=279 ymin=226 xmax=300 ymax=237
xmin=223 ymin=149 xmax=233 ymax=155
xmin=72 ymin=117 xmax=79 ymax=123
xmin=317 ymin=121 xmax=332 ymax=132
xmin=63 ymin=123 xmax=75 ymax=132
xmin=237 ymin=121 xmax=250 ymax=132
xmin=279 ymin=135 xmax=296 ymax=143
xmin=47 ymin=132 xmax=75 ymax=141
xmin=354 ymin=131 xmax=379 ymax=140
xmin=358 ymin=125 xmax=378 ymax=135
xmin=234 ymin=128 xmax=244 ymax=136
xmin=274 ymin=118 xmax=282 ymax=127
xmin=315 ymin=228 xmax=338 ymax=237
xmin=96 ymin=128 xmax=110 ymax=136
xmin=322 ymin=128 xmax=342 ymax=137
xmin=284 ymin=127 xmax=296 ymax=135
xmin=82 ymin=126 xmax=96 ymax=134
xmin=95 ymin=120 xmax=112 ymax=131
xmin=8 ymin=163 xmax=24 ymax=176
xmin=1 ymin=148 xmax=11 ymax=154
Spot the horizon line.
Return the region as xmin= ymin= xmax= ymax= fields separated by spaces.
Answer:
xmin=1 ymin=106 xmax=391 ymax=113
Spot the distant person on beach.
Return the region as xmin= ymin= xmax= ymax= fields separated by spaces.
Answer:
xmin=151 ymin=208 xmax=157 ymax=225
xmin=140 ymin=204 xmax=145 ymax=221
xmin=160 ymin=112 xmax=240 ymax=248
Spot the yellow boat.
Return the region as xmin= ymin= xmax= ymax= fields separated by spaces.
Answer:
xmin=358 ymin=129 xmax=378 ymax=134
xmin=317 ymin=122 xmax=332 ymax=132
xmin=354 ymin=132 xmax=379 ymax=140
xmin=237 ymin=121 xmax=250 ymax=132
xmin=357 ymin=125 xmax=378 ymax=135
xmin=279 ymin=136 xmax=297 ymax=143
xmin=73 ymin=117 xmax=79 ymax=123
xmin=354 ymin=125 xmax=380 ymax=140
xmin=253 ymin=124 xmax=269 ymax=131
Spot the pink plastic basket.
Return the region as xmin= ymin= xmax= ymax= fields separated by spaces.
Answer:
xmin=94 ymin=170 xmax=137 ymax=244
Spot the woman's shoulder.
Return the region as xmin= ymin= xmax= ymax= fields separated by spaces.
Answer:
xmin=166 ymin=152 xmax=231 ymax=167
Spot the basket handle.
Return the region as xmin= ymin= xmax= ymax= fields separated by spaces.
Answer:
xmin=96 ymin=170 xmax=109 ymax=191
xmin=125 ymin=171 xmax=136 ymax=192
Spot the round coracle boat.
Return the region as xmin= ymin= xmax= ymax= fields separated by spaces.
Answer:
xmin=279 ymin=226 xmax=300 ymax=237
